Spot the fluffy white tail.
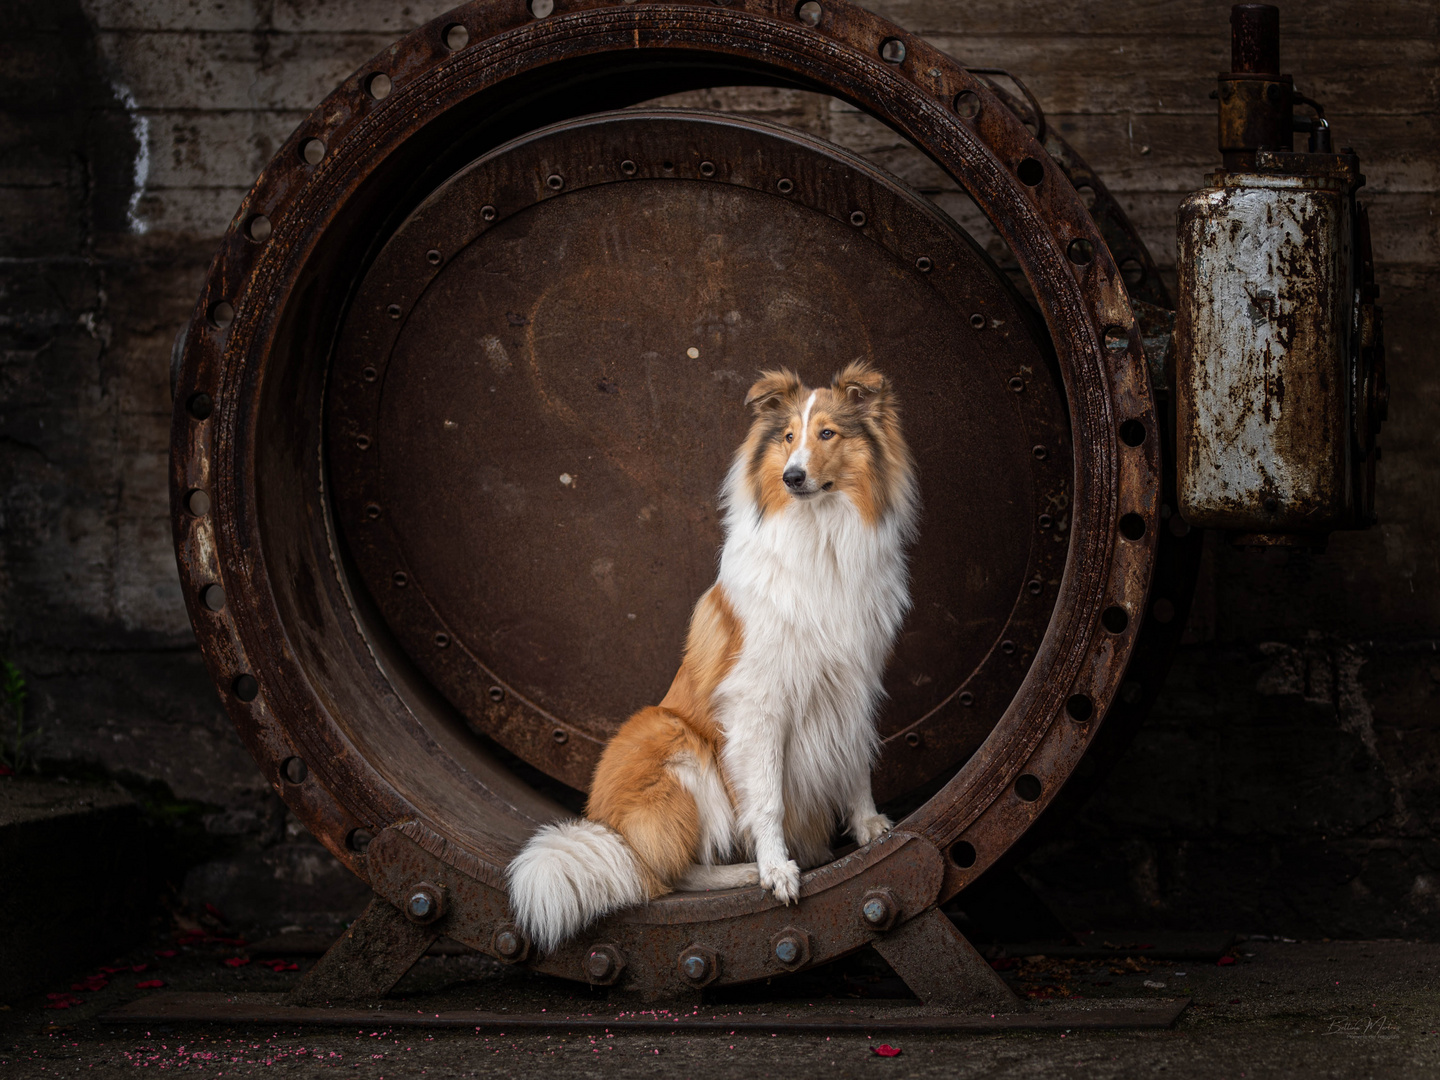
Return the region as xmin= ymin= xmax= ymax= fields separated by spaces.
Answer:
xmin=506 ymin=819 xmax=647 ymax=951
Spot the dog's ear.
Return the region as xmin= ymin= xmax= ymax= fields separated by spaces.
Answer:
xmin=832 ymin=361 xmax=890 ymax=410
xmin=745 ymin=368 xmax=802 ymax=414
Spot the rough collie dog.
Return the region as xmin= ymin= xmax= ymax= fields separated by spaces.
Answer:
xmin=507 ymin=361 xmax=918 ymax=951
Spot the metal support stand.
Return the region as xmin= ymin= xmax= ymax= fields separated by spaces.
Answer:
xmin=284 ymin=897 xmax=438 ymax=1005
xmin=874 ymin=907 xmax=1028 ymax=1013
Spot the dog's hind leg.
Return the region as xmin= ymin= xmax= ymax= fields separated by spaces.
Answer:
xmin=675 ymin=863 xmax=761 ymax=891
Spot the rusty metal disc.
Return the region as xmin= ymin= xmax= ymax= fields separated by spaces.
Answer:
xmin=326 ymin=111 xmax=1070 ymax=803
xmin=171 ymin=0 xmax=1172 ymax=992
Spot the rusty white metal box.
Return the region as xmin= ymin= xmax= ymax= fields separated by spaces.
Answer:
xmin=1175 ymin=171 xmax=1353 ymax=533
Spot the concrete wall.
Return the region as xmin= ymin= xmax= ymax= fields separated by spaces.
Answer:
xmin=2 ymin=0 xmax=1436 ymax=934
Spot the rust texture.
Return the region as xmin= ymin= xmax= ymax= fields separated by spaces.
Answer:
xmin=169 ymin=0 xmax=1170 ymax=993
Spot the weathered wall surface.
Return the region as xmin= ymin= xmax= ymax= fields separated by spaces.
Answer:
xmin=2 ymin=0 xmax=1436 ymax=934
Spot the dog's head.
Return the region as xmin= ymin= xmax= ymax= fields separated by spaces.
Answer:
xmin=739 ymin=361 xmax=911 ymax=524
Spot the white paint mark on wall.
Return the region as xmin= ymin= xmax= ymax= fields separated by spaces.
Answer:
xmin=110 ymin=80 xmax=151 ymax=234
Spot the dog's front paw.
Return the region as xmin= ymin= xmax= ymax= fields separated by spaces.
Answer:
xmin=759 ymin=858 xmax=802 ymax=905
xmin=851 ymin=813 xmax=894 ymax=847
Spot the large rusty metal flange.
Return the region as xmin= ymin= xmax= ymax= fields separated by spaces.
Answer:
xmin=171 ymin=0 xmax=1161 ymax=987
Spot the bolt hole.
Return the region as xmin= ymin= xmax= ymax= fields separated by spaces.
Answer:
xmin=392 ymin=571 xmax=408 ymax=587
xmin=1102 ymin=605 xmax=1130 ymax=633
xmin=1119 ymin=512 xmax=1147 ymax=540
xmin=553 ymin=728 xmax=569 ymax=744
xmin=880 ymin=37 xmax=906 ymax=64
xmin=1008 ymin=376 xmax=1024 ymax=392
xmin=387 ymin=303 xmax=402 ymax=319
xmin=662 ymin=160 xmax=674 ymax=172
xmin=699 ymin=160 xmax=716 ymax=177
xmin=362 ymin=366 xmax=378 ymax=382
xmin=620 ymin=159 xmax=637 ymax=176
xmin=546 ymin=173 xmax=564 ymax=190
xmin=1104 ymin=326 xmax=1130 ymax=350
xmin=488 ymin=686 xmax=506 ymax=703
xmin=959 ymin=691 xmax=975 ymax=706
xmin=282 ymin=756 xmax=308 ymax=784
xmin=208 ymin=301 xmax=234 ymax=329
xmin=1032 ymin=444 xmax=1047 ymax=460
xmin=915 ymin=255 xmax=932 ymax=272
xmin=949 ymin=840 xmax=977 ymax=868
xmin=904 ymin=731 xmax=922 ymax=747
xmin=1067 ymin=238 xmax=1095 ymax=265
xmin=1014 ymin=774 xmax=1042 ymax=802
xmin=426 ymin=249 xmax=442 ymax=266
xmin=347 ymin=828 xmax=373 ymax=854
xmin=480 ymin=205 xmax=496 ymax=221
xmin=444 ymin=23 xmax=469 ymax=50
xmin=1066 ymin=693 xmax=1094 ymax=723
xmin=300 ymin=138 xmax=325 ymax=165
xmin=201 ymin=584 xmax=226 ymax=612
xmin=366 ymin=73 xmax=392 ymax=100
xmin=1075 ymin=183 xmax=1099 ymax=210
xmin=233 ymin=674 xmax=259 ymax=702
xmin=796 ymin=0 xmax=822 ymax=25
xmin=1027 ymin=579 xmax=1043 ymax=596
xmin=434 ymin=632 xmax=450 ymax=648
xmin=953 ymin=90 xmax=981 ymax=119
xmin=364 ymin=503 xmax=381 ymax=520
xmin=1152 ymin=597 xmax=1176 ymax=624
xmin=185 ymin=489 xmax=211 ymax=516
xmin=1038 ymin=513 xmax=1053 ymax=529
xmin=1120 ymin=258 xmax=1144 ymax=288
xmin=187 ymin=392 xmax=214 ymax=420
xmin=1119 ymin=419 xmax=1146 ymax=447
xmin=245 ymin=215 xmax=271 ymax=242
xmin=1016 ymin=157 xmax=1045 ymax=186
xmin=529 ymin=0 xmax=554 ymax=17
xmin=776 ymin=177 xmax=794 ymax=194
xmin=970 ymin=313 xmax=985 ymax=330
xmin=849 ymin=210 xmax=866 ymax=227
xmin=1000 ymin=640 xmax=1016 ymax=656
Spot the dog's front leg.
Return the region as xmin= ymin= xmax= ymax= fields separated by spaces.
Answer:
xmin=847 ymin=772 xmax=893 ymax=848
xmin=725 ymin=716 xmax=800 ymax=905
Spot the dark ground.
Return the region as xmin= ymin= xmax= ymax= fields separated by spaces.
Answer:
xmin=2 ymin=922 xmax=1437 ymax=1079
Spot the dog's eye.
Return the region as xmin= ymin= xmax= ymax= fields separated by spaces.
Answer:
xmin=785 ymin=432 xmax=794 ymax=442
xmin=819 ymin=428 xmax=835 ymax=440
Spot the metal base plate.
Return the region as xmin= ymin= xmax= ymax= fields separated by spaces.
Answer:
xmin=101 ymin=992 xmax=1189 ymax=1033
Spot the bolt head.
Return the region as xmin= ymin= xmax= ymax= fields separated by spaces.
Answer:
xmin=494 ymin=930 xmax=520 ymax=957
xmin=774 ymin=937 xmax=799 ymax=964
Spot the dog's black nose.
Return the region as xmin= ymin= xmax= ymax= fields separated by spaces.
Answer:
xmin=783 ymin=467 xmax=807 ymax=490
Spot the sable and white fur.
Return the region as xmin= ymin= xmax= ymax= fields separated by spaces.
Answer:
xmin=507 ymin=361 xmax=919 ymax=951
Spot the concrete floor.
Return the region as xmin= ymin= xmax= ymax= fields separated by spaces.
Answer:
xmin=2 ymin=933 xmax=1437 ymax=1078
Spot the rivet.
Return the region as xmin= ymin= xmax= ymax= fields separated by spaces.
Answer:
xmin=552 ymin=728 xmax=568 ymax=744
xmin=392 ymin=571 xmax=408 ymax=587
xmin=776 ymin=177 xmax=794 ymax=194
xmin=699 ymin=160 xmax=716 ymax=177
xmin=185 ymin=489 xmax=211 ymax=516
xmin=796 ymin=1 xmax=822 ymax=26
xmin=387 ymin=303 xmax=402 ymax=319
xmin=246 ymin=214 xmax=272 ymax=242
xmin=201 ymin=584 xmax=226 ymax=612
xmin=546 ymin=173 xmax=564 ymax=190
xmin=969 ymin=313 xmax=985 ymax=330
xmin=880 ymin=38 xmax=906 ymax=64
xmin=914 ymin=255 xmax=932 ymax=272
xmin=356 ymin=435 xmax=371 ymax=450
xmin=362 ymin=366 xmax=378 ymax=382
xmin=1038 ymin=513 xmax=1053 ymax=529
xmin=443 ymin=23 xmax=469 ymax=50
xmin=282 ymin=756 xmax=308 ymax=784
xmin=959 ymin=690 xmax=975 ymax=706
xmin=620 ymin=159 xmax=637 ymax=176
xmin=849 ymin=210 xmax=866 ymax=227
xmin=301 ymin=138 xmax=326 ymax=165
xmin=488 ymin=686 xmax=505 ymax=703
xmin=1032 ymin=444 xmax=1047 ymax=460
xmin=366 ymin=73 xmax=392 ymax=100
xmin=364 ymin=503 xmax=381 ymax=519
xmin=1027 ymin=578 xmax=1043 ymax=595
xmin=1008 ymin=376 xmax=1025 ymax=392
xmin=1001 ymin=639 xmax=1016 ymax=655
xmin=426 ymin=249 xmax=442 ymax=266
xmin=208 ymin=301 xmax=235 ymax=329
xmin=480 ymin=205 xmax=496 ymax=221
xmin=904 ymin=731 xmax=922 ymax=747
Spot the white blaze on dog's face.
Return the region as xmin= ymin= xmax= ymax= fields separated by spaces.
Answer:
xmin=740 ymin=362 xmax=907 ymax=526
